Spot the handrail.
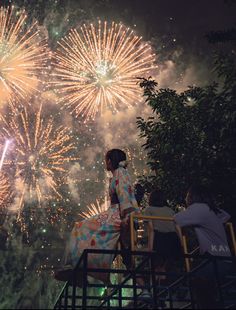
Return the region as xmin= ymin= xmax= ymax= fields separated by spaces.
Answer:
xmin=54 ymin=282 xmax=68 ymax=309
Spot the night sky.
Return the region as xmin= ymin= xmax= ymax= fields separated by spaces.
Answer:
xmin=3 ymin=0 xmax=236 ymax=45
xmin=0 ymin=0 xmax=235 ymax=308
xmin=3 ymin=0 xmax=236 ymax=47
xmin=2 ymin=0 xmax=235 ymax=85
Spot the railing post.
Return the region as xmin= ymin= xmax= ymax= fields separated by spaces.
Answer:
xmin=132 ymin=259 xmax=138 ymax=308
xmin=64 ymin=284 xmax=68 ymax=309
xmin=188 ymin=271 xmax=196 ymax=309
xmin=182 ymin=235 xmax=191 ymax=272
xmin=82 ymin=250 xmax=88 ymax=309
xmin=226 ymin=223 xmax=236 ymax=256
xmin=130 ymin=213 xmax=135 ymax=250
xmin=151 ymin=251 xmax=157 ymax=307
xmin=175 ymin=225 xmax=191 ymax=272
xmin=213 ymin=257 xmax=224 ymax=307
xmin=168 ymin=286 xmax=173 ymax=309
xmin=72 ymin=268 xmax=77 ymax=310
xmin=118 ymin=285 xmax=122 ymax=308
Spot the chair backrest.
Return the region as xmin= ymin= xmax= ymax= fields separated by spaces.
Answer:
xmin=129 ymin=214 xmax=189 ymax=270
xmin=129 ymin=213 xmax=236 ymax=272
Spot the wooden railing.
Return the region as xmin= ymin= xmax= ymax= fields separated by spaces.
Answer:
xmin=130 ymin=213 xmax=236 ymax=272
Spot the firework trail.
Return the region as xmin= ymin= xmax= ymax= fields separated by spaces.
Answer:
xmin=0 ymin=6 xmax=48 ymax=108
xmin=0 ymin=139 xmax=11 ymax=170
xmin=53 ymin=21 xmax=156 ymax=121
xmin=0 ymin=172 xmax=11 ymax=209
xmin=0 ymin=105 xmax=77 ymax=213
xmin=80 ymin=197 xmax=109 ymax=219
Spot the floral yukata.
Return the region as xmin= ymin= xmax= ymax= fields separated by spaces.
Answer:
xmin=68 ymin=166 xmax=138 ymax=283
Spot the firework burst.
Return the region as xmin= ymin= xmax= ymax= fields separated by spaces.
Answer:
xmin=80 ymin=197 xmax=109 ymax=219
xmin=0 ymin=6 xmax=48 ymax=108
xmin=53 ymin=21 xmax=156 ymax=121
xmin=0 ymin=105 xmax=76 ymax=213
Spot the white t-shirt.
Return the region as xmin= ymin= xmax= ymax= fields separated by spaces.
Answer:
xmin=144 ymin=206 xmax=176 ymax=233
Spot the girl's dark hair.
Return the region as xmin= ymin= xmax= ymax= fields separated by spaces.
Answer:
xmin=149 ymin=189 xmax=167 ymax=208
xmin=187 ymin=184 xmax=220 ymax=214
xmin=106 ymin=149 xmax=126 ymax=170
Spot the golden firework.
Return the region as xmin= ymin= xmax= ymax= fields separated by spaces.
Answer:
xmin=0 ymin=105 xmax=76 ymax=212
xmin=0 ymin=172 xmax=11 ymax=209
xmin=0 ymin=6 xmax=47 ymax=107
xmin=53 ymin=21 xmax=156 ymax=121
xmin=80 ymin=197 xmax=109 ymax=219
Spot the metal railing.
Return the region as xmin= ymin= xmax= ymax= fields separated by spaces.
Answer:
xmin=54 ymin=215 xmax=236 ymax=309
xmin=54 ymin=249 xmax=189 ymax=309
xmin=54 ymin=249 xmax=236 ymax=309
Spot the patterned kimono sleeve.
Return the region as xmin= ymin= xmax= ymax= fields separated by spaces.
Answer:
xmin=115 ymin=168 xmax=138 ymax=215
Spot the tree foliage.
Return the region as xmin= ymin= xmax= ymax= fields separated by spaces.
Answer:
xmin=137 ymin=55 xmax=236 ymax=217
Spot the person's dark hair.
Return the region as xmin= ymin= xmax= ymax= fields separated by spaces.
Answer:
xmin=106 ymin=149 xmax=126 ymax=170
xmin=187 ymin=184 xmax=220 ymax=214
xmin=149 ymin=189 xmax=167 ymax=208
xmin=134 ymin=183 xmax=145 ymax=205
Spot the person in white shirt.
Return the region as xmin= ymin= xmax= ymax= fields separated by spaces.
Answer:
xmin=144 ymin=189 xmax=182 ymax=285
xmin=175 ymin=185 xmax=231 ymax=257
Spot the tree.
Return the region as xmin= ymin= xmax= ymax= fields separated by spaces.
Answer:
xmin=137 ymin=54 xmax=236 ymax=219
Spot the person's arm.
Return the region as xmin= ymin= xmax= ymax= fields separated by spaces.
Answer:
xmin=174 ymin=205 xmax=202 ymax=228
xmin=217 ymin=209 xmax=231 ymax=223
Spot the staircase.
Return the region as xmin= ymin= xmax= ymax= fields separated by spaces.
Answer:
xmin=53 ymin=249 xmax=236 ymax=309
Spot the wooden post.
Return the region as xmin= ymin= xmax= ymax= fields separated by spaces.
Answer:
xmin=182 ymin=234 xmax=191 ymax=272
xmin=130 ymin=213 xmax=135 ymax=267
xmin=226 ymin=222 xmax=236 ymax=256
xmin=130 ymin=213 xmax=135 ymax=251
